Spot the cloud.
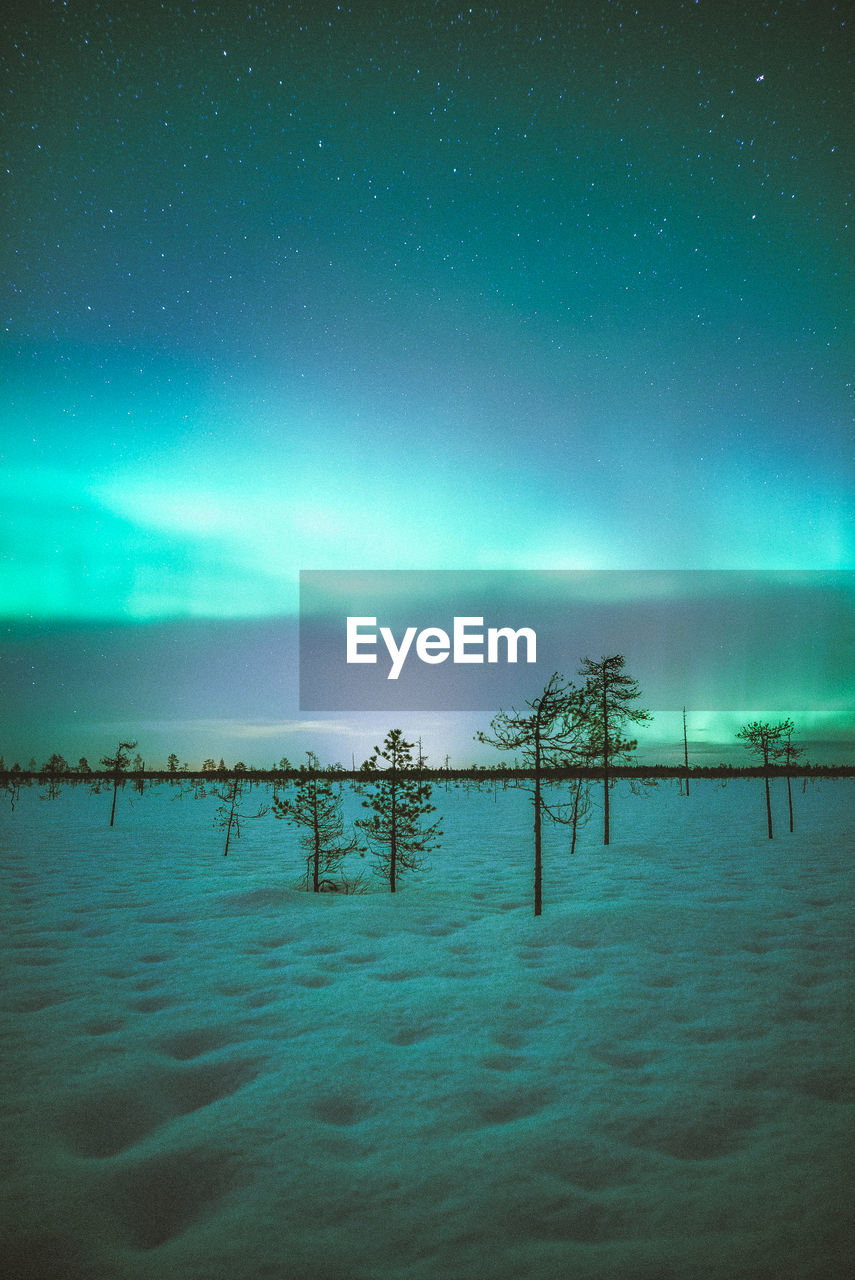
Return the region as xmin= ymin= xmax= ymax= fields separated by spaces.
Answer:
xmin=97 ymin=717 xmax=368 ymax=740
xmin=231 ymin=720 xmax=367 ymax=739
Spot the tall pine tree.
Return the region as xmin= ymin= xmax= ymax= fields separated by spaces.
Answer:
xmin=774 ymin=722 xmax=804 ymax=834
xmin=736 ymin=718 xmax=792 ymax=839
xmin=357 ymin=730 xmax=441 ymax=892
xmin=579 ymin=656 xmax=651 ymax=845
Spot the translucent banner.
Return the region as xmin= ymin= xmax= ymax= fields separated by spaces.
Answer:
xmin=299 ymin=570 xmax=854 ymax=713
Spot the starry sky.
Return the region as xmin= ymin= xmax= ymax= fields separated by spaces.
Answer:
xmin=1 ymin=0 xmax=852 ymax=767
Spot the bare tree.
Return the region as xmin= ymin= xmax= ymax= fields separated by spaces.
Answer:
xmin=478 ymin=673 xmax=590 ymax=916
xmin=774 ymin=722 xmax=804 ymax=834
xmin=100 ymin=741 xmax=137 ymax=827
xmin=214 ymin=773 xmax=268 ymax=856
xmin=736 ymin=719 xmax=793 ymax=839
xmin=567 ymin=772 xmax=593 ymax=857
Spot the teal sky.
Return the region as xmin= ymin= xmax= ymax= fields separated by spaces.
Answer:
xmin=1 ymin=1 xmax=852 ymax=766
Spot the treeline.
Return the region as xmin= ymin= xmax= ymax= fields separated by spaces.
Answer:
xmin=2 ymin=657 xmax=852 ymax=917
xmin=3 ymin=763 xmax=853 ymax=783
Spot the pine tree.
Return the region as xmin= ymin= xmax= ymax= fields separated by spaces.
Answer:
xmin=41 ymin=753 xmax=70 ymax=776
xmin=41 ymin=753 xmax=70 ymax=800
xmin=737 ymin=719 xmax=792 ymax=838
xmin=774 ymin=724 xmax=804 ymax=833
xmin=579 ymin=655 xmax=651 ymax=845
xmin=478 ymin=673 xmax=590 ymax=916
xmin=272 ymin=752 xmax=361 ymax=891
xmin=356 ymin=730 xmax=441 ymax=892
xmin=99 ymin=741 xmax=137 ymax=827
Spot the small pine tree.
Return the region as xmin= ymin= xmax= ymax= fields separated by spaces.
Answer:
xmin=99 ymin=741 xmax=137 ymax=827
xmin=42 ymin=754 xmax=70 ymax=776
xmin=356 ymin=730 xmax=441 ymax=892
xmin=40 ymin=753 xmax=69 ymax=800
xmin=272 ymin=752 xmax=361 ymax=891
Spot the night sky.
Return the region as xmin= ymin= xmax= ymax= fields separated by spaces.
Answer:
xmin=2 ymin=1 xmax=852 ymax=767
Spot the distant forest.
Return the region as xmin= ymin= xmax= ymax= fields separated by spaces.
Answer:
xmin=3 ymin=763 xmax=854 ymax=783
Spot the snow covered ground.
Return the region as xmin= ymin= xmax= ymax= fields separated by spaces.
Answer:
xmin=0 ymin=775 xmax=852 ymax=1279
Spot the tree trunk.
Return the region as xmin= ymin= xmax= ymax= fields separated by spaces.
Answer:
xmin=786 ymin=773 xmax=794 ymax=833
xmin=602 ymin=676 xmax=610 ymax=845
xmin=570 ymin=779 xmax=582 ymax=857
xmin=683 ymin=706 xmax=690 ymax=797
xmin=763 ymin=747 xmax=773 ymax=839
xmin=533 ymin=727 xmax=542 ymax=917
xmin=389 ymin=769 xmax=397 ymax=893
xmin=223 ymin=780 xmax=238 ymax=855
xmin=312 ymin=794 xmax=320 ymax=891
xmin=109 ymin=774 xmax=119 ymax=827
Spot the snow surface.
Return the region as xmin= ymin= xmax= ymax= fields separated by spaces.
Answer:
xmin=0 ymin=776 xmax=852 ymax=1280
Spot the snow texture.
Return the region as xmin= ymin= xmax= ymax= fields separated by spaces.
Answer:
xmin=0 ymin=777 xmax=852 ymax=1279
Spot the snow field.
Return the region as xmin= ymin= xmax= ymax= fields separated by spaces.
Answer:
xmin=0 ymin=776 xmax=852 ymax=1279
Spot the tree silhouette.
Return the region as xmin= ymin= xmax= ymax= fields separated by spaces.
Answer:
xmin=272 ymin=752 xmax=362 ymax=891
xmin=736 ymin=719 xmax=793 ymax=838
xmin=41 ymin=753 xmax=70 ymax=776
xmin=356 ymin=730 xmax=441 ymax=892
xmin=477 ymin=673 xmax=590 ymax=916
xmin=131 ymin=752 xmax=145 ymax=794
xmin=775 ymin=723 xmax=804 ymax=833
xmin=579 ymin=656 xmax=651 ymax=845
xmin=100 ymin=741 xmax=137 ymax=827
xmin=213 ymin=773 xmax=268 ymax=856
xmin=40 ymin=754 xmax=69 ymax=800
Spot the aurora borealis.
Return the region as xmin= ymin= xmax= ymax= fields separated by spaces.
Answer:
xmin=1 ymin=1 xmax=852 ymax=766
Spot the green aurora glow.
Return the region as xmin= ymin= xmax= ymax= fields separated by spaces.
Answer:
xmin=1 ymin=1 xmax=851 ymax=764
